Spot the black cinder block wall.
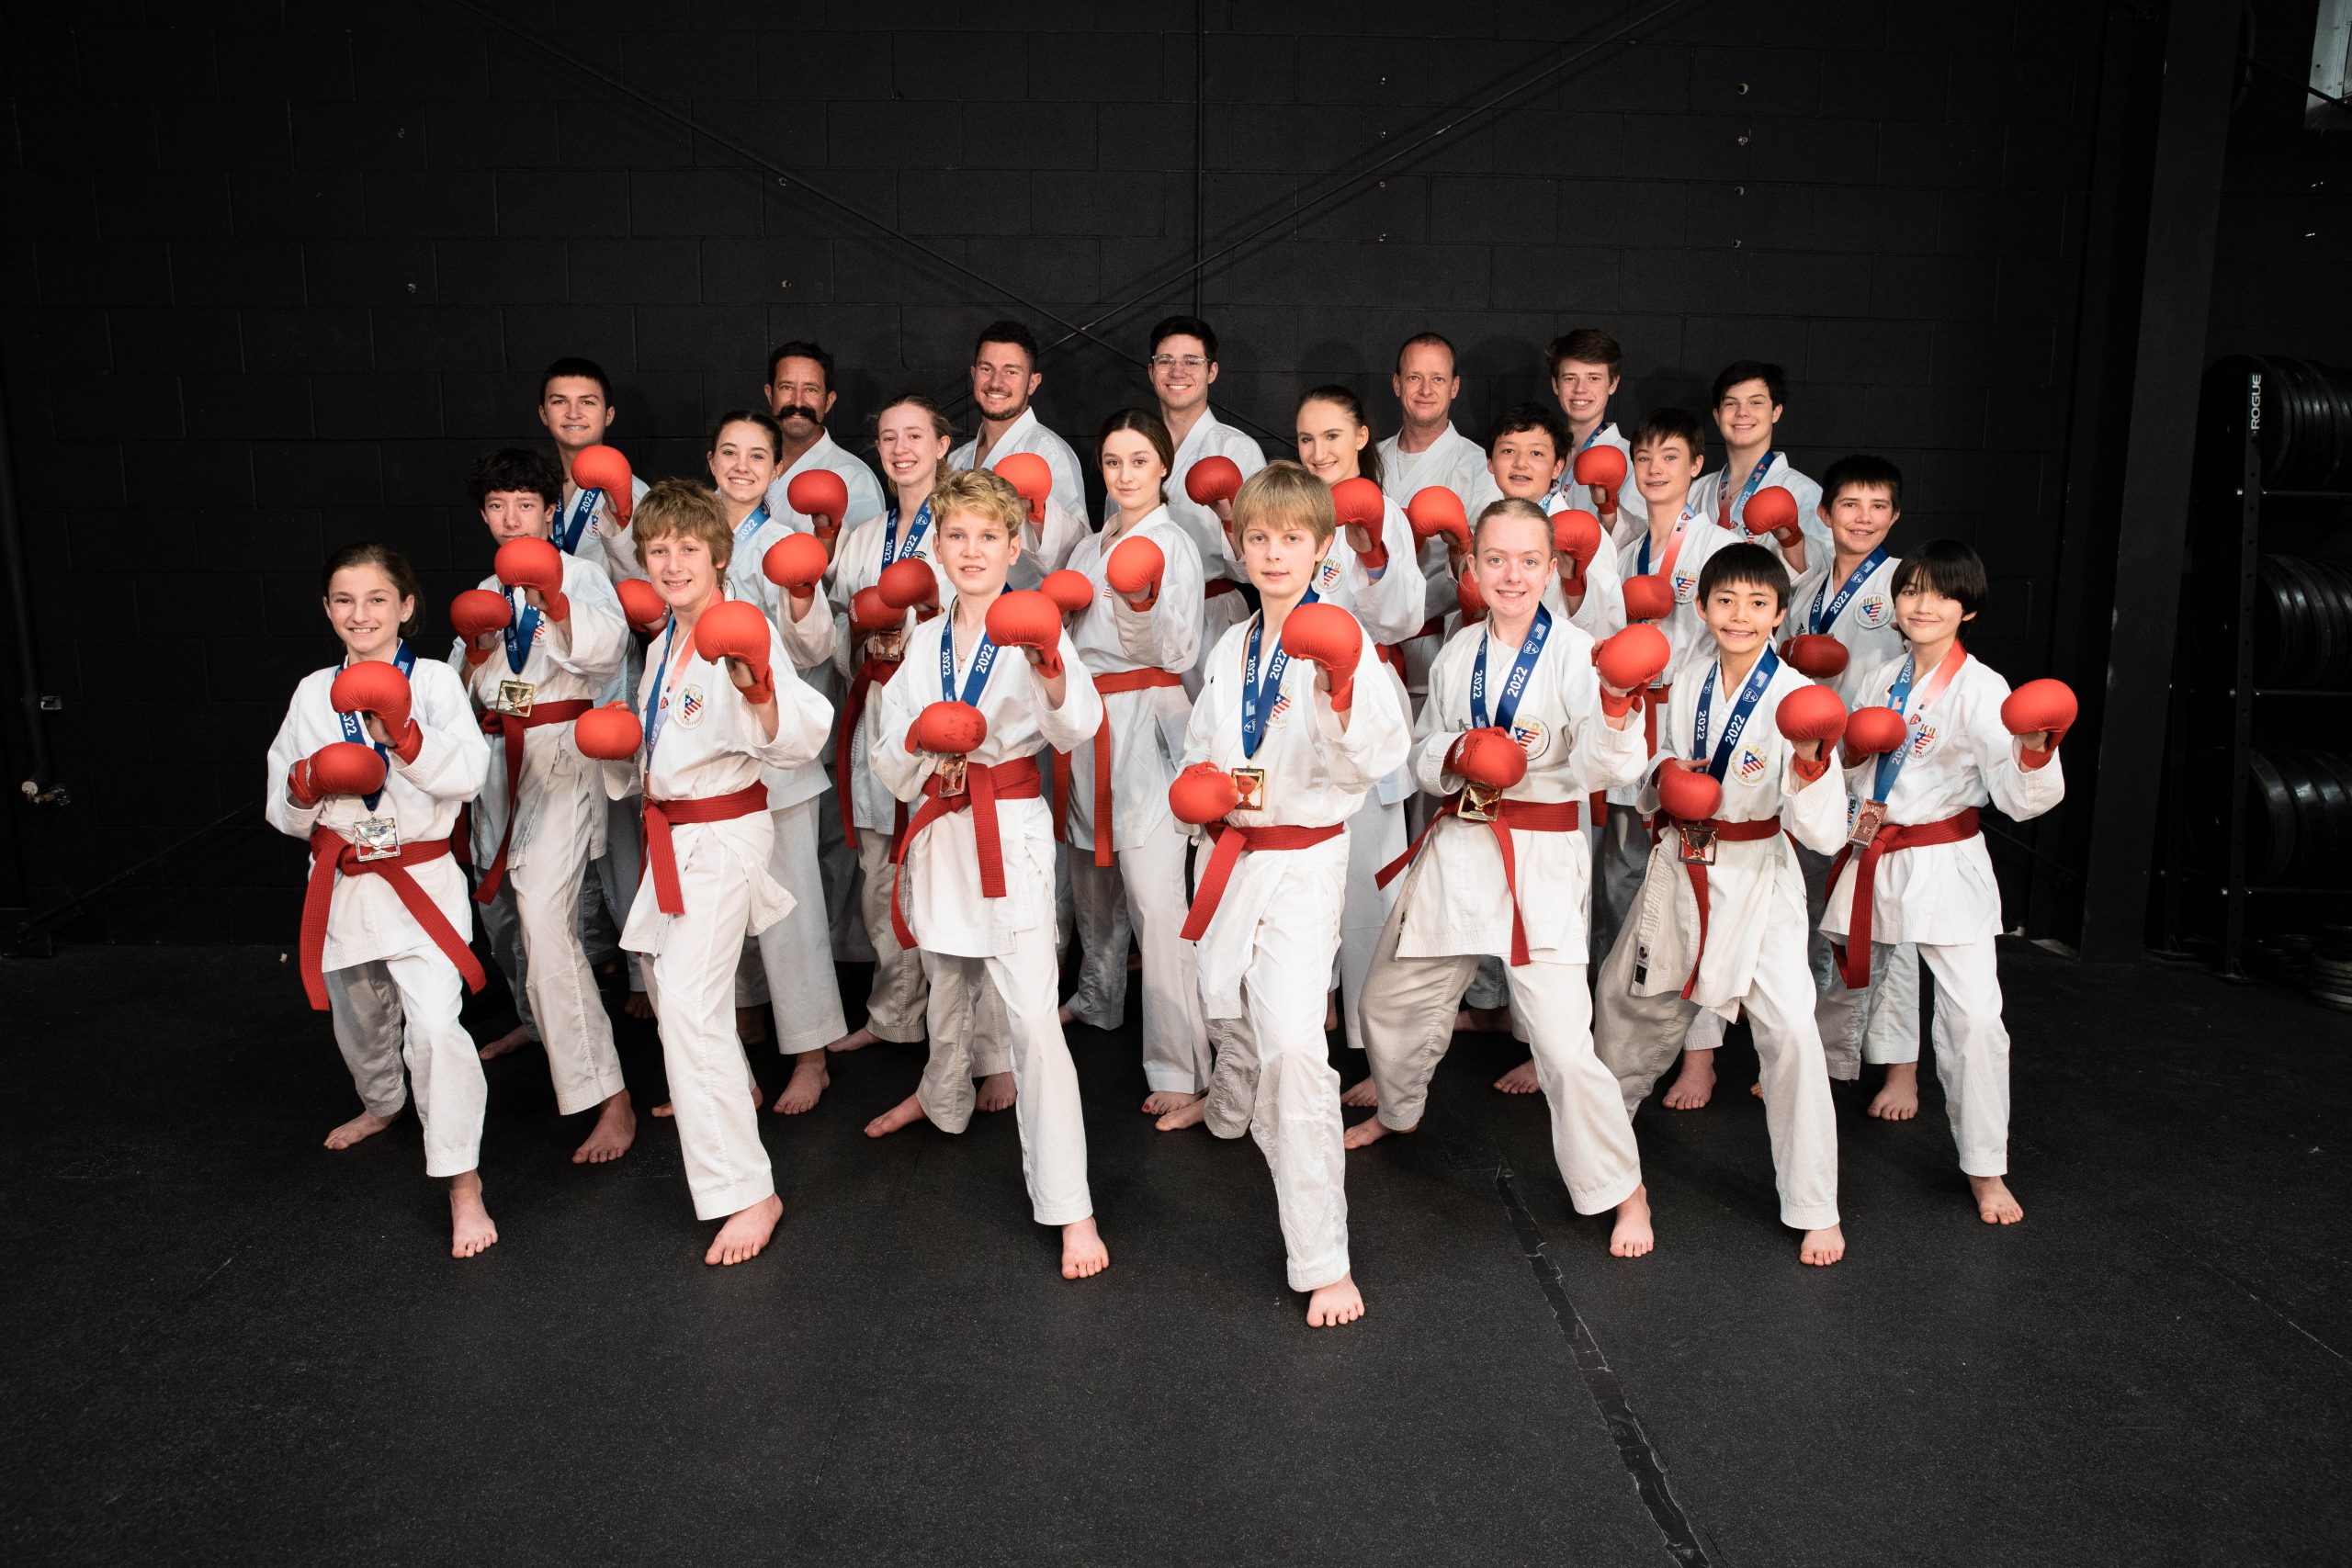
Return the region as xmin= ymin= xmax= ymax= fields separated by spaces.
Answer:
xmin=1 ymin=2 xmax=2122 ymax=938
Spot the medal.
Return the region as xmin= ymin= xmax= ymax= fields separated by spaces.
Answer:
xmin=498 ymin=679 xmax=537 ymax=717
xmin=350 ymin=814 xmax=401 ymax=863
xmin=1458 ymin=780 xmax=1501 ymax=822
xmin=1848 ymin=798 xmax=1888 ymax=847
xmin=1230 ymin=767 xmax=1267 ymax=812
xmin=934 ymin=757 xmax=968 ymax=798
xmin=1679 ymin=821 xmax=1717 ymax=865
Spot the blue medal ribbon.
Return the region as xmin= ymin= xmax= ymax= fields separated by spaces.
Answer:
xmin=1810 ymin=547 xmax=1888 ymax=637
xmin=1867 ymin=648 xmax=1967 ymax=804
xmin=1239 ymin=589 xmax=1318 ymax=760
xmin=502 ymin=587 xmax=541 ymax=675
xmin=642 ymin=618 xmax=683 ymax=763
xmin=882 ymin=500 xmax=933 ymax=568
xmin=939 ymin=592 xmax=1008 ymax=706
xmin=731 ymin=502 xmax=771 ymax=562
xmin=1691 ymin=647 xmax=1780 ymax=783
xmin=1722 ymin=453 xmax=1779 ymax=533
xmin=555 ymin=488 xmax=601 ymax=555
xmin=337 ymin=641 xmax=415 ymax=811
xmin=1470 ymin=604 xmax=1552 ymax=733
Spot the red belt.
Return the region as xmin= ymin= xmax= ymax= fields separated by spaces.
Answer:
xmin=1643 ymin=681 xmax=1670 ymax=757
xmin=836 ymin=653 xmax=901 ymax=850
xmin=1179 ymin=821 xmax=1345 ymax=942
xmin=1663 ymin=816 xmax=1784 ymax=998
xmin=642 ymin=781 xmax=770 ymax=916
xmin=1377 ymin=794 xmax=1579 ymax=966
xmin=1070 ymin=666 xmax=1186 ymax=867
xmin=473 ymin=698 xmax=594 ymax=903
xmin=1827 ymin=807 xmax=1980 ymax=988
xmin=300 ymin=828 xmax=484 ymax=1012
xmin=890 ymin=757 xmax=1043 ymax=949
xmin=1204 ymin=579 xmax=1242 ymax=601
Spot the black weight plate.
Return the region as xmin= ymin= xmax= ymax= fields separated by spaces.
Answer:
xmin=2307 ymin=558 xmax=2352 ymax=687
xmin=2324 ymin=366 xmax=2352 ymax=489
xmin=2246 ymin=750 xmax=2298 ymax=882
xmin=2253 ymin=556 xmax=2296 ymax=682
xmin=2274 ymin=752 xmax=2331 ymax=878
xmin=2300 ymin=360 xmax=2346 ymax=490
xmin=2279 ymin=357 xmax=2319 ymax=486
xmin=2278 ymin=556 xmax=2338 ymax=685
xmin=2245 ymin=356 xmax=2294 ymax=484
xmin=2312 ymin=751 xmax=2352 ymax=863
xmin=2290 ymin=750 xmax=2346 ymax=874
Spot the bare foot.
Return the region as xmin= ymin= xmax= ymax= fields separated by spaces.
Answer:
xmin=651 ymin=1101 xmax=673 ymax=1118
xmin=1155 ymin=1095 xmax=1207 ymax=1132
xmin=736 ymin=1006 xmax=767 ymax=1047
xmin=975 ymin=1071 xmax=1015 ymax=1113
xmin=1867 ymin=1062 xmax=1919 ymax=1121
xmin=1324 ymin=994 xmax=1340 ymax=1032
xmin=572 ymin=1092 xmax=636 ymax=1164
xmin=706 ymin=1192 xmax=783 ymax=1265
xmin=1344 ymin=1115 xmax=1408 ymax=1151
xmin=1060 ymin=1216 xmax=1110 ymax=1279
xmin=477 ymin=1024 xmax=532 ymax=1061
xmin=1799 ymin=1224 xmax=1846 ymax=1266
xmin=865 ymin=1093 xmax=931 ymax=1138
xmin=1970 ymin=1175 xmax=2024 ymax=1225
xmin=826 ymin=1025 xmax=879 ymax=1054
xmin=1611 ymin=1186 xmax=1655 ymax=1258
xmin=1340 ymin=1077 xmax=1377 ymax=1109
xmin=623 ymin=989 xmax=654 ymax=1021
xmin=1306 ymin=1273 xmax=1365 ymax=1327
xmin=324 ymin=1110 xmax=394 ymax=1151
xmin=1057 ymin=1004 xmax=1075 ymax=1025
xmin=1661 ymin=1050 xmax=1716 ymax=1111
xmin=1142 ymin=1089 xmax=1202 ymax=1116
xmin=450 ymin=1171 xmax=498 ymax=1258
xmin=1493 ymin=1058 xmax=1540 ymax=1094
xmin=1749 ymin=1082 xmax=1763 ymax=1099
xmin=771 ymin=1053 xmax=830 ymax=1115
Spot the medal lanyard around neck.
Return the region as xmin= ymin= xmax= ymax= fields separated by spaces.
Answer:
xmin=883 ymin=499 xmax=933 ymax=567
xmin=1871 ymin=642 xmax=1967 ymax=801
xmin=1470 ymin=605 xmax=1551 ymax=732
xmin=1719 ymin=453 xmax=1778 ymax=532
xmin=941 ymin=590 xmax=1008 ymax=705
xmin=1240 ymin=589 xmax=1319 ymax=760
xmin=730 ymin=502 xmax=771 ymax=563
xmin=337 ymin=640 xmax=415 ymax=811
xmin=1637 ymin=507 xmax=1693 ymax=580
xmin=556 ymin=487 xmax=600 ymax=554
xmin=1691 ymin=647 xmax=1780 ymax=781
xmin=501 ymin=586 xmax=541 ymax=674
xmin=1811 ymin=547 xmax=1888 ymax=636
xmin=642 ymin=616 xmax=687 ymax=763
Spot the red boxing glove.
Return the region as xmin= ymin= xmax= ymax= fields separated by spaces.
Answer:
xmin=1774 ymin=683 xmax=1849 ymax=748
xmin=1169 ymin=761 xmax=1241 ymax=826
xmin=694 ymin=599 xmax=775 ymax=705
xmin=850 ymin=586 xmax=900 ymax=635
xmin=495 ymin=537 xmax=570 ymax=622
xmin=2000 ymin=677 xmax=2076 ymax=765
xmin=1406 ymin=487 xmax=1471 ymax=556
xmin=1781 ymin=633 xmax=1849 ymax=680
xmin=1331 ymin=478 xmax=1387 ymax=572
xmin=1041 ymin=570 xmax=1095 ymax=616
xmin=1742 ymin=486 xmax=1803 ymax=547
xmin=311 ymin=740 xmax=389 ymax=799
xmin=1449 ymin=727 xmax=1528 ymax=792
xmin=985 ymin=589 xmax=1065 ymax=679
xmin=574 ymin=703 xmax=643 ymax=761
xmin=1842 ymin=705 xmax=1908 ymax=768
xmin=1654 ymin=758 xmax=1723 ymax=823
xmin=763 ymin=532 xmax=829 ymax=603
xmin=1553 ymin=509 xmax=1602 ymax=590
xmin=450 ymin=588 xmax=512 ymax=667
xmin=1106 ymin=536 xmax=1166 ymax=611
xmin=1457 ymin=570 xmax=1487 ymax=620
xmin=1184 ymin=456 xmax=1244 ymax=507
xmin=1595 ymin=623 xmax=1670 ymax=696
xmin=997 ymin=453 xmax=1052 ymax=525
xmin=330 ymin=661 xmax=418 ymax=761
xmin=615 ymin=577 xmax=668 ymax=637
xmin=1621 ymin=574 xmax=1675 ymax=624
xmin=877 ymin=558 xmax=938 ymax=615
xmin=1573 ymin=446 xmax=1627 ymax=512
xmin=572 ymin=446 xmax=634 ymax=525
xmin=1280 ymin=601 xmax=1362 ymax=713
xmin=786 ymin=469 xmax=849 ymax=545
xmin=908 ymin=699 xmax=988 ymax=756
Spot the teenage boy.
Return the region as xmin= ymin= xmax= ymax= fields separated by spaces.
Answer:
xmin=1140 ymin=314 xmax=1268 ymax=694
xmin=1469 ymin=402 xmax=1625 ymax=641
xmin=1689 ymin=360 xmax=1829 ymax=567
xmin=1545 ymin=329 xmax=1645 ymax=537
xmin=1592 ymin=543 xmax=1850 ymax=1267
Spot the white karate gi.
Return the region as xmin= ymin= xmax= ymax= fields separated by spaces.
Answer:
xmin=1592 ymin=651 xmax=1849 ymax=1231
xmin=1360 ymin=615 xmax=1651 ymax=1213
xmin=1552 ymin=420 xmax=1647 ymax=542
xmin=1182 ymin=613 xmax=1412 ymax=1292
xmin=1058 ymin=505 xmax=1210 ymax=1092
xmin=557 ymin=470 xmax=651 ymax=995
xmin=1377 ymin=423 xmax=1490 ymax=696
xmin=556 ymin=469 xmax=650 ymax=587
xmin=1690 ymin=454 xmax=1830 ymax=574
xmin=871 ymin=611 xmax=1104 ymax=1228
xmin=764 ymin=430 xmax=887 ymax=540
xmin=613 ymin=616 xmax=832 ymax=1220
xmin=1158 ymin=408 xmax=1268 ymax=695
xmin=950 ymin=405 xmax=1088 ymax=524
xmin=266 ymin=657 xmax=490 ymax=1179
xmin=1817 ymin=652 xmax=2065 ymax=1178
xmin=464 ymin=551 xmax=628 ymax=1116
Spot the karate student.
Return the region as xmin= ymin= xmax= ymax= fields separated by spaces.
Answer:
xmin=1545 ymin=329 xmax=1645 ymax=536
xmin=1690 ymin=360 xmax=1829 ymax=569
xmin=1784 ymin=456 xmax=1919 ymax=1109
xmin=1139 ymin=314 xmax=1268 ymax=693
xmin=1468 ymin=401 xmax=1625 ymax=640
xmin=1591 ymin=543 xmax=1850 ymax=1266
xmin=1376 ymin=333 xmax=1488 ymax=694
xmin=605 ymin=480 xmax=836 ymax=1265
xmin=1057 ymin=409 xmax=1211 ymax=1123
xmin=1816 ymin=541 xmax=2070 ymax=1225
xmin=1169 ymin=460 xmax=1412 ymax=1325
xmin=267 ymin=543 xmax=496 ymax=1258
xmin=1346 ymin=501 xmax=1656 ymax=1258
xmin=948 ymin=321 xmax=1086 ymax=510
xmin=457 ymin=448 xmax=637 ymax=1165
xmin=706 ymin=410 xmax=844 ymax=1115
xmin=864 ymin=468 xmax=1112 ymax=1282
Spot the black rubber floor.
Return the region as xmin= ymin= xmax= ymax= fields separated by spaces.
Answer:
xmin=3 ymin=942 xmax=2346 ymax=1566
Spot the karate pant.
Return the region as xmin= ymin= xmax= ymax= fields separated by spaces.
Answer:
xmin=1336 ymin=795 xmax=1408 ymax=1055
xmin=477 ymin=882 xmax=540 ymax=1043
xmin=512 ymin=819 xmax=627 ymax=1115
xmin=1065 ymin=823 xmax=1211 ymax=1094
xmin=643 ymin=865 xmax=774 ymax=1222
xmin=1204 ymin=895 xmax=1351 ymax=1294
xmin=916 ymin=930 xmax=1092 ymax=1227
xmin=820 ymin=765 xmax=873 ymax=964
xmin=1588 ymin=805 xmax=1650 ymax=964
xmin=1799 ymin=846 xmax=1922 ymax=1074
xmin=854 ymin=833 xmax=929 ymax=1044
xmin=1816 ymin=935 xmax=2009 ymax=1177
xmin=1592 ymin=913 xmax=1840 ymax=1231
xmin=592 ymin=793 xmax=647 ymax=991
xmin=1357 ymin=895 xmax=1641 ymax=1215
xmin=323 ymin=953 xmax=487 ymax=1179
xmin=731 ymin=798 xmax=850 ymax=1055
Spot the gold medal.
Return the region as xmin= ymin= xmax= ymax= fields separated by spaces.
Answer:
xmin=1231 ymin=767 xmax=1267 ymax=813
xmin=1458 ymin=781 xmax=1501 ymax=823
xmin=1678 ymin=821 xmax=1717 ymax=866
xmin=1849 ymin=798 xmax=1888 ymax=847
xmin=934 ymin=757 xmax=968 ymax=798
xmin=498 ymin=678 xmax=537 ymax=717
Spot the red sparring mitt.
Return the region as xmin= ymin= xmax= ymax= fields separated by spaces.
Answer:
xmin=1184 ymin=456 xmax=1244 ymax=508
xmin=877 ymin=557 xmax=938 ymax=615
xmin=850 ymin=585 xmax=900 ymax=636
xmin=1106 ymin=535 xmax=1166 ymax=611
xmin=1654 ymin=757 xmax=1723 ymax=823
xmin=762 ymin=532 xmax=829 ymax=604
xmin=1781 ymin=633 xmax=1849 ymax=679
xmin=1775 ymin=683 xmax=1848 ymax=780
xmin=907 ymin=699 xmax=988 ymax=755
xmin=1041 ymin=570 xmax=1095 ymax=616
xmin=1842 ymin=705 xmax=1908 ymax=768
xmin=693 ymin=599 xmax=775 ymax=705
xmin=572 ymin=445 xmax=634 ymax=525
xmin=2000 ymin=677 xmax=2076 ymax=768
xmin=1573 ymin=446 xmax=1627 ymax=512
xmin=615 ymin=577 xmax=668 ymax=637
xmin=450 ymin=588 xmax=512 ymax=667
xmin=1621 ymin=573 xmax=1675 ymax=624
xmin=1406 ymin=487 xmax=1471 ymax=556
xmin=786 ymin=469 xmax=849 ymax=548
xmin=985 ymin=588 xmax=1065 ymax=679
xmin=1331 ymin=477 xmax=1388 ymax=571
xmin=494 ymin=536 xmax=569 ymax=622
xmin=1742 ymin=485 xmax=1803 ymax=547
xmin=1280 ymin=601 xmax=1363 ymax=714
xmin=1448 ymin=727 xmax=1528 ymax=792
xmin=1169 ymin=760 xmax=1241 ymax=826
xmin=308 ymin=740 xmax=388 ymax=800
xmin=1593 ymin=623 xmax=1669 ymax=718
xmin=1457 ymin=569 xmax=1487 ymax=620
xmin=329 ymin=661 xmax=419 ymax=762
xmin=997 ymin=453 xmax=1052 ymax=525
xmin=574 ymin=702 xmax=643 ymax=761
xmin=1553 ymin=508 xmax=1602 ymax=593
